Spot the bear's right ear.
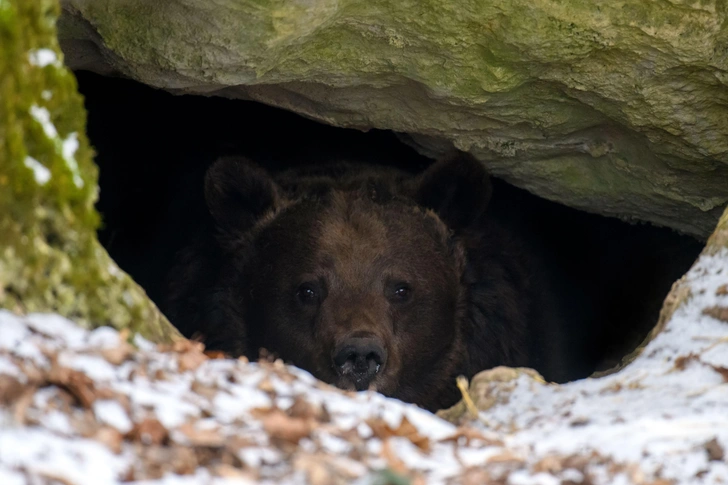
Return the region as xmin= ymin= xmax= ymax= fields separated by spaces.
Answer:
xmin=204 ymin=156 xmax=279 ymax=237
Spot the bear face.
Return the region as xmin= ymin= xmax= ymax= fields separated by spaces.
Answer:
xmin=245 ymin=191 xmax=465 ymax=404
xmin=168 ymin=155 xmax=495 ymax=411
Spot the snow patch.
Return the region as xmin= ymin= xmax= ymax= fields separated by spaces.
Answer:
xmin=29 ymin=105 xmax=58 ymax=138
xmin=28 ymin=48 xmax=59 ymax=68
xmin=93 ymin=400 xmax=133 ymax=434
xmin=23 ymin=156 xmax=51 ymax=185
xmin=62 ymin=132 xmax=84 ymax=188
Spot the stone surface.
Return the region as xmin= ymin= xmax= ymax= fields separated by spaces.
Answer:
xmin=0 ymin=0 xmax=179 ymax=342
xmin=57 ymin=0 xmax=728 ymax=237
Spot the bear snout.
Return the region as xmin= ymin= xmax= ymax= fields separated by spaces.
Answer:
xmin=332 ymin=335 xmax=387 ymax=392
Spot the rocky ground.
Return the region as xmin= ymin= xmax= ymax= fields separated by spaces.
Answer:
xmin=1 ymin=249 xmax=727 ymax=484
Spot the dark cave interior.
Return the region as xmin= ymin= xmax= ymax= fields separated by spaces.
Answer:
xmin=76 ymin=70 xmax=703 ymax=382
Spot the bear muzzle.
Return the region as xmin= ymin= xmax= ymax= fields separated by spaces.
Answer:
xmin=332 ymin=335 xmax=387 ymax=392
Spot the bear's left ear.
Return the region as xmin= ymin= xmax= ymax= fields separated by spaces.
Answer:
xmin=204 ymin=156 xmax=280 ymax=238
xmin=411 ymin=153 xmax=493 ymax=231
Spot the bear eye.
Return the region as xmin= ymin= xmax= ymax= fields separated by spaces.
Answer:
xmin=389 ymin=282 xmax=412 ymax=303
xmin=296 ymin=283 xmax=320 ymax=305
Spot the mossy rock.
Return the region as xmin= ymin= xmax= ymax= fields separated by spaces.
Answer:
xmin=0 ymin=0 xmax=179 ymax=342
xmin=58 ymin=0 xmax=728 ymax=238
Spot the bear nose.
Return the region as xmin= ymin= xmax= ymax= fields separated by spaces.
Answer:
xmin=332 ymin=336 xmax=387 ymax=391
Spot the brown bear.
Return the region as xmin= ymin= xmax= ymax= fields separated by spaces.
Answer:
xmin=164 ymin=154 xmax=577 ymax=411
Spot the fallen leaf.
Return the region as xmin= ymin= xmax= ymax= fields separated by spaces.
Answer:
xmin=178 ymin=348 xmax=207 ymax=372
xmin=381 ymin=439 xmax=408 ymax=476
xmin=158 ymin=340 xmax=205 ymax=354
xmin=294 ymin=455 xmax=334 ymax=485
xmin=673 ymin=354 xmax=698 ymax=371
xmin=710 ymin=365 xmax=728 ymax=383
xmin=0 ymin=375 xmax=25 ymax=405
xmin=204 ymin=350 xmax=228 ymax=359
xmin=100 ymin=341 xmax=133 ymax=365
xmin=442 ymin=426 xmax=503 ymax=447
xmin=12 ymin=387 xmax=36 ymax=424
xmin=705 ymin=438 xmax=725 ymax=461
xmin=716 ymin=284 xmax=728 ymax=296
xmin=126 ymin=418 xmax=169 ymax=445
xmin=47 ymin=364 xmax=97 ymax=408
xmin=532 ymin=455 xmax=564 ymax=473
xmin=94 ymin=427 xmax=124 ymax=454
xmin=257 ymin=377 xmax=275 ymax=393
xmin=288 ymin=396 xmax=330 ymax=423
xmin=702 ymin=306 xmax=728 ymax=323
xmin=213 ymin=464 xmax=256 ymax=480
xmin=485 ymin=451 xmax=525 ymax=465
xmin=190 ymin=380 xmax=218 ymax=400
xmin=176 ymin=422 xmax=225 ymax=447
xmin=261 ymin=409 xmax=313 ymax=444
xmin=367 ymin=416 xmax=430 ymax=452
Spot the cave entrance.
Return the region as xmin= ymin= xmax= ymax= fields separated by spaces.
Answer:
xmin=77 ymin=71 xmax=703 ymax=382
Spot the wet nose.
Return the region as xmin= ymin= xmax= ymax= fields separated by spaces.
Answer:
xmin=332 ymin=336 xmax=387 ymax=391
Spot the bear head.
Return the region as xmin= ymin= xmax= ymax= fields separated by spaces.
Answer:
xmin=203 ymin=155 xmax=492 ymax=410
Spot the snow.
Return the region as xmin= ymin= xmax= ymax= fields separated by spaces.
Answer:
xmin=28 ymin=48 xmax=59 ymax=68
xmin=62 ymin=132 xmax=84 ymax=188
xmin=29 ymin=105 xmax=58 ymax=138
xmin=60 ymin=354 xmax=118 ymax=381
xmin=0 ymin=247 xmax=726 ymax=483
xmin=0 ymin=357 xmax=22 ymax=379
xmin=27 ymin=103 xmax=84 ymax=189
xmin=0 ymin=428 xmax=127 ymax=485
xmin=23 ymin=156 xmax=51 ymax=185
xmin=93 ymin=400 xmax=132 ymax=434
xmin=87 ymin=326 xmax=124 ymax=349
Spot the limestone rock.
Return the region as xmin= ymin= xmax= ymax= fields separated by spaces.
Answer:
xmin=0 ymin=0 xmax=179 ymax=342
xmin=57 ymin=0 xmax=728 ymax=237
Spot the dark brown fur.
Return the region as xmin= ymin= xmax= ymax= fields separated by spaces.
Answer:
xmin=164 ymin=155 xmax=573 ymax=411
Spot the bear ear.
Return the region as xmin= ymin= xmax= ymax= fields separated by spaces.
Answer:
xmin=412 ymin=153 xmax=493 ymax=231
xmin=204 ymin=156 xmax=280 ymax=236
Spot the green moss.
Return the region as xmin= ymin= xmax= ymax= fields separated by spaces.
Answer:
xmin=0 ymin=0 xmax=179 ymax=343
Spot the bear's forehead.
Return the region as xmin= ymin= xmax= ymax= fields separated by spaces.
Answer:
xmin=308 ymin=193 xmax=451 ymax=277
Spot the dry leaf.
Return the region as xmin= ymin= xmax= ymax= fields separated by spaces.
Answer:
xmin=204 ymin=350 xmax=229 ymax=360
xmin=214 ymin=464 xmax=255 ymax=479
xmin=532 ymin=455 xmax=564 ymax=473
xmin=12 ymin=387 xmax=36 ymax=424
xmin=702 ymin=306 xmax=728 ymax=323
xmin=127 ymin=418 xmax=169 ymax=445
xmin=673 ymin=354 xmax=698 ymax=371
xmin=485 ymin=451 xmax=525 ymax=465
xmin=94 ymin=427 xmax=124 ymax=454
xmin=294 ymin=455 xmax=335 ymax=485
xmin=190 ymin=380 xmax=218 ymax=401
xmin=178 ymin=348 xmax=207 ymax=372
xmin=176 ymin=422 xmax=225 ymax=447
xmin=288 ymin=396 xmax=330 ymax=423
xmin=441 ymin=426 xmax=502 ymax=447
xmin=257 ymin=377 xmax=275 ymax=393
xmin=47 ymin=364 xmax=97 ymax=408
xmin=0 ymin=375 xmax=25 ymax=405
xmin=100 ymin=342 xmax=133 ymax=365
xmin=381 ymin=439 xmax=408 ymax=475
xmin=710 ymin=365 xmax=728 ymax=383
xmin=716 ymin=284 xmax=728 ymax=296
xmin=366 ymin=416 xmax=430 ymax=452
xmin=261 ymin=409 xmax=313 ymax=444
xmin=705 ymin=438 xmax=725 ymax=461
